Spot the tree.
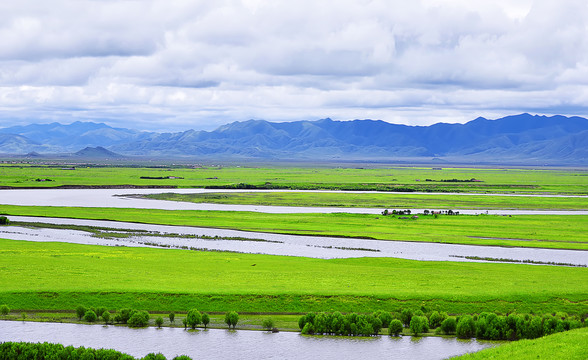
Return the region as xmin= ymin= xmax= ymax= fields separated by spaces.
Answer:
xmin=389 ymin=319 xmax=403 ymax=336
xmin=225 ymin=311 xmax=239 ymax=329
xmin=373 ymin=310 xmax=393 ymax=328
xmin=429 ymin=311 xmax=446 ymax=329
xmin=0 ymin=304 xmax=10 ymax=316
xmin=84 ymin=310 xmax=97 ymax=323
xmin=76 ymin=305 xmax=87 ymax=320
xmin=155 ymin=316 xmax=164 ymax=328
xmin=440 ymin=317 xmax=457 ymax=334
xmin=410 ymin=316 xmax=429 ymax=336
xmin=102 ymin=311 xmax=111 ymax=325
xmin=0 ymin=216 xmax=9 ymax=225
xmin=128 ymin=310 xmax=150 ymax=328
xmin=169 ymin=312 xmax=175 ymax=324
xmin=94 ymin=307 xmax=107 ymax=318
xmin=262 ymin=318 xmax=274 ymax=331
xmin=400 ymin=309 xmax=413 ymax=327
xmin=186 ymin=309 xmax=202 ymax=329
xmin=202 ymin=313 xmax=210 ymax=329
xmin=456 ymin=315 xmax=476 ymax=338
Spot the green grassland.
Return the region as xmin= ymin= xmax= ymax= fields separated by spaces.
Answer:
xmin=1 ymin=164 xmax=587 ymax=194
xmin=451 ymin=327 xmax=588 ymax=360
xmin=1 ymin=239 xmax=586 ymax=316
xmin=1 ymin=205 xmax=586 ymax=250
xmin=144 ymin=191 xmax=588 ymax=210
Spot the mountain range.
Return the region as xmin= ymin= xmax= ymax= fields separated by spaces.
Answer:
xmin=0 ymin=114 xmax=587 ymax=165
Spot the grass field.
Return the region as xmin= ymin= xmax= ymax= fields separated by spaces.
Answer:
xmin=1 ymin=239 xmax=586 ymax=316
xmin=143 ymin=191 xmax=588 ymax=210
xmin=1 ymin=164 xmax=587 ymax=194
xmin=1 ymin=205 xmax=586 ymax=250
xmin=451 ymin=327 xmax=588 ymax=360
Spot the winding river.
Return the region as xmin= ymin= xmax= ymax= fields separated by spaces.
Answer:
xmin=0 ymin=321 xmax=497 ymax=360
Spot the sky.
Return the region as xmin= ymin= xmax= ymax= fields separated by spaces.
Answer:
xmin=0 ymin=0 xmax=587 ymax=132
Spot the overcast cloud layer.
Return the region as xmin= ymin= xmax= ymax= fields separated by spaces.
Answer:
xmin=0 ymin=0 xmax=587 ymax=131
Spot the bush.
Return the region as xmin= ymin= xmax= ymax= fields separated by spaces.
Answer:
xmin=440 ymin=317 xmax=457 ymax=334
xmin=225 ymin=311 xmax=239 ymax=329
xmin=429 ymin=311 xmax=446 ymax=329
xmin=456 ymin=315 xmax=476 ymax=338
xmin=155 ymin=316 xmax=164 ymax=328
xmin=102 ymin=311 xmax=111 ymax=325
xmin=128 ymin=310 xmax=150 ymax=328
xmin=0 ymin=304 xmax=10 ymax=316
xmin=0 ymin=216 xmax=9 ymax=225
xmin=201 ymin=313 xmax=210 ymax=329
xmin=83 ymin=310 xmax=97 ymax=323
xmin=116 ymin=308 xmax=133 ymax=324
xmin=389 ymin=319 xmax=403 ymax=336
xmin=400 ymin=309 xmax=413 ymax=327
xmin=186 ymin=309 xmax=202 ymax=329
xmin=76 ymin=305 xmax=87 ymax=320
xmin=374 ymin=310 xmax=393 ymax=328
xmin=409 ymin=316 xmax=429 ymax=336
xmin=169 ymin=312 xmax=175 ymax=324
xmin=262 ymin=318 xmax=275 ymax=331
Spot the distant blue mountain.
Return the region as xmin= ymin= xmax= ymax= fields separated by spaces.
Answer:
xmin=1 ymin=114 xmax=587 ymax=164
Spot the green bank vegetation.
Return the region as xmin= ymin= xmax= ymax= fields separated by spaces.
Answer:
xmin=1 ymin=239 xmax=586 ymax=315
xmin=142 ymin=191 xmax=587 ymax=210
xmin=1 ymin=205 xmax=586 ymax=250
xmin=451 ymin=327 xmax=588 ymax=360
xmin=1 ymin=164 xmax=586 ymax=194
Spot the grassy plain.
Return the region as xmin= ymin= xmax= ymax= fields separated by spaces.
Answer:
xmin=451 ymin=327 xmax=588 ymax=360
xmin=144 ymin=191 xmax=587 ymax=210
xmin=1 ymin=205 xmax=586 ymax=250
xmin=1 ymin=239 xmax=586 ymax=316
xmin=1 ymin=164 xmax=587 ymax=194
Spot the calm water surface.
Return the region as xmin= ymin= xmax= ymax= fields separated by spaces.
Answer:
xmin=0 ymin=321 xmax=497 ymax=360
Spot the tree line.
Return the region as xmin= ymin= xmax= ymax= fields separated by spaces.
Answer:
xmin=298 ymin=309 xmax=585 ymax=339
xmin=0 ymin=342 xmax=192 ymax=360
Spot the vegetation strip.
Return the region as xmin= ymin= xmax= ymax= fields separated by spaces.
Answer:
xmin=1 ymin=205 xmax=586 ymax=250
xmin=449 ymin=255 xmax=587 ymax=267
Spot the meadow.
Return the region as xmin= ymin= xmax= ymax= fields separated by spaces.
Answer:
xmin=1 ymin=164 xmax=587 ymax=194
xmin=1 ymin=238 xmax=586 ymax=316
xmin=143 ymin=191 xmax=587 ymax=210
xmin=1 ymin=204 xmax=586 ymax=250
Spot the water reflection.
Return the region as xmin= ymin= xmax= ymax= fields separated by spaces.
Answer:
xmin=0 ymin=321 xmax=498 ymax=360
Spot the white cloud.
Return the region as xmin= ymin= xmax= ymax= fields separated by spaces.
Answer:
xmin=0 ymin=0 xmax=587 ymax=132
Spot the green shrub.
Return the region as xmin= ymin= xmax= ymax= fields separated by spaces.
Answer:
xmin=0 ymin=304 xmax=10 ymax=316
xmin=400 ymin=309 xmax=412 ymax=327
xmin=262 ymin=318 xmax=275 ymax=331
xmin=102 ymin=311 xmax=111 ymax=324
xmin=409 ymin=315 xmax=429 ymax=336
xmin=169 ymin=312 xmax=175 ymax=324
xmin=0 ymin=216 xmax=9 ymax=225
xmin=186 ymin=309 xmax=202 ymax=329
xmin=202 ymin=313 xmax=210 ymax=329
xmin=155 ymin=316 xmax=164 ymax=328
xmin=76 ymin=305 xmax=87 ymax=320
xmin=440 ymin=317 xmax=457 ymax=334
xmin=128 ymin=310 xmax=150 ymax=328
xmin=83 ymin=310 xmax=97 ymax=323
xmin=456 ymin=315 xmax=476 ymax=338
xmin=389 ymin=319 xmax=403 ymax=336
xmin=225 ymin=311 xmax=239 ymax=329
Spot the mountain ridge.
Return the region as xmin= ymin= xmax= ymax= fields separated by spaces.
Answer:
xmin=1 ymin=114 xmax=586 ymax=164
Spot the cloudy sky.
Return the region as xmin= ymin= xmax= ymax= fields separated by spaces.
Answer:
xmin=1 ymin=0 xmax=587 ymax=132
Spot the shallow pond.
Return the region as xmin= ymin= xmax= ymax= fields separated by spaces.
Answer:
xmin=2 ymin=216 xmax=586 ymax=266
xmin=0 ymin=321 xmax=498 ymax=360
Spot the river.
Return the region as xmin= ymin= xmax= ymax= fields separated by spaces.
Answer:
xmin=0 ymin=321 xmax=497 ymax=360
xmin=0 ymin=188 xmax=586 ymax=215
xmin=2 ymin=216 xmax=586 ymax=265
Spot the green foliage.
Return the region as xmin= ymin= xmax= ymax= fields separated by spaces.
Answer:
xmin=225 ymin=311 xmax=239 ymax=329
xmin=83 ymin=310 xmax=97 ymax=323
xmin=128 ymin=310 xmax=150 ymax=328
xmin=400 ymin=309 xmax=413 ymax=327
xmin=389 ymin=319 xmax=403 ymax=336
xmin=440 ymin=317 xmax=457 ymax=334
xmin=142 ymin=354 xmax=166 ymax=360
xmin=186 ymin=309 xmax=202 ymax=329
xmin=155 ymin=316 xmax=164 ymax=328
xmin=76 ymin=305 xmax=87 ymax=320
xmin=102 ymin=311 xmax=111 ymax=324
xmin=201 ymin=313 xmax=210 ymax=329
xmin=373 ymin=310 xmax=393 ymax=328
xmin=0 ymin=304 xmax=9 ymax=316
xmin=456 ymin=315 xmax=476 ymax=338
xmin=0 ymin=341 xmax=147 ymax=360
xmin=428 ymin=310 xmax=447 ymax=328
xmin=410 ymin=315 xmax=429 ymax=336
xmin=0 ymin=216 xmax=9 ymax=225
xmin=94 ymin=306 xmax=107 ymax=318
xmin=169 ymin=312 xmax=175 ymax=323
xmin=262 ymin=318 xmax=275 ymax=331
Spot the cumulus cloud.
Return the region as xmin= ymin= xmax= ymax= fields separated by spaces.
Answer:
xmin=0 ymin=0 xmax=587 ymax=131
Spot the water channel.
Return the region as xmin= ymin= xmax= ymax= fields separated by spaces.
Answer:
xmin=2 ymin=216 xmax=586 ymax=265
xmin=0 ymin=188 xmax=586 ymax=215
xmin=0 ymin=321 xmax=498 ymax=360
